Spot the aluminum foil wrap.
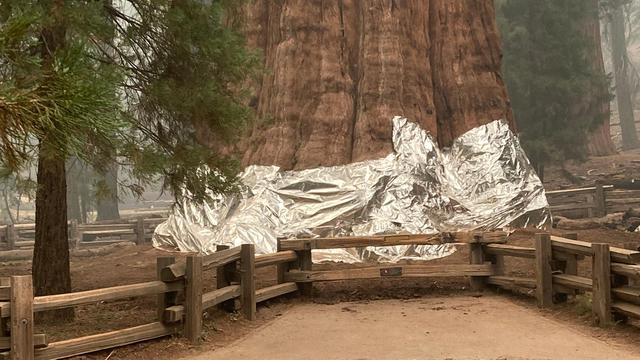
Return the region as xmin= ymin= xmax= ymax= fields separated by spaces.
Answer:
xmin=153 ymin=117 xmax=550 ymax=262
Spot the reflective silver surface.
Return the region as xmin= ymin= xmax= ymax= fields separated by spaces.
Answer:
xmin=153 ymin=117 xmax=550 ymax=262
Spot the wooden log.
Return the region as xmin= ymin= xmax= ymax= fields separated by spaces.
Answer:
xmin=469 ymin=238 xmax=486 ymax=291
xmin=611 ymin=301 xmax=640 ymax=319
xmin=487 ymin=276 xmax=536 ymax=289
xmin=3 ymin=281 xmax=185 ymax=316
xmin=0 ymin=335 xmax=46 ymax=350
xmin=33 ymin=322 xmax=177 ymax=360
xmin=255 ymin=251 xmax=298 ymax=268
xmin=135 ymin=217 xmax=145 ymax=245
xmin=13 ymin=241 xmax=34 ymax=248
xmin=0 ymin=251 xmax=32 ymax=263
xmin=215 ymin=245 xmax=237 ymax=312
xmin=11 ymin=224 xmax=35 ymax=231
xmin=203 ymin=285 xmax=241 ymax=310
xmin=284 ymin=264 xmax=494 ymax=282
xmin=484 ymin=244 xmax=534 ymax=259
xmin=611 ymin=263 xmax=640 ymax=279
xmin=184 ymin=255 xmax=203 ymax=343
xmin=160 ymin=263 xmax=186 ymax=282
xmin=612 ymin=286 xmax=640 ymax=305
xmin=156 ymin=257 xmax=177 ymax=323
xmin=535 ymin=233 xmax=553 ymax=308
xmin=256 ymin=283 xmax=298 ymax=303
xmin=78 ymin=224 xmax=134 ymax=231
xmin=592 ymin=243 xmax=612 ymax=326
xmin=10 ymin=276 xmax=33 ymax=360
xmin=163 ymin=305 xmax=184 ymax=323
xmin=295 ymin=249 xmax=313 ymax=296
xmin=550 ymin=235 xmax=640 ymax=264
xmin=240 ymin=244 xmax=256 ymax=321
xmin=5 ymin=226 xmax=16 ymax=251
xmin=203 ymin=246 xmax=242 ymax=269
xmin=165 ymin=285 xmax=241 ymax=322
xmin=278 ymin=231 xmax=507 ymax=251
xmin=552 ymin=274 xmax=592 ymax=291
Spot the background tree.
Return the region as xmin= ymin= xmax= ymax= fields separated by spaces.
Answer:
xmin=0 ymin=0 xmax=258 ymax=320
xmin=497 ymin=0 xmax=613 ymax=180
xmin=95 ymin=165 xmax=120 ymax=221
xmin=603 ymin=0 xmax=640 ymax=149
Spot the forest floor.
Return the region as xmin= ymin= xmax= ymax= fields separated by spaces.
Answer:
xmin=544 ymin=148 xmax=640 ymax=190
xmin=0 ymin=227 xmax=640 ymax=359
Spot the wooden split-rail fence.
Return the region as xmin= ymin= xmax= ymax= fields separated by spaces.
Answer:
xmin=0 ymin=216 xmax=167 ymax=251
xmin=546 ymin=183 xmax=640 ymax=218
xmin=2 ymin=231 xmax=640 ymax=359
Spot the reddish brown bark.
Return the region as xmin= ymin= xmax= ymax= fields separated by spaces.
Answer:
xmin=240 ymin=0 xmax=514 ymax=170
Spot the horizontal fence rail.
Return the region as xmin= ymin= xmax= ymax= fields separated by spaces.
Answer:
xmin=547 ymin=182 xmax=640 ymax=219
xmin=0 ymin=215 xmax=168 ymax=252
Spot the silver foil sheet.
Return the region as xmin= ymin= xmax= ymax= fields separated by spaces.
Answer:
xmin=153 ymin=117 xmax=550 ymax=262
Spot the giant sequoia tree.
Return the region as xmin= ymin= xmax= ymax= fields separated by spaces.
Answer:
xmin=238 ymin=1 xmax=515 ymax=170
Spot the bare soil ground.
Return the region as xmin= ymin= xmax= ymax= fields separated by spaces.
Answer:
xmin=544 ymin=148 xmax=640 ymax=190
xmin=189 ymin=296 xmax=640 ymax=360
xmin=0 ymin=227 xmax=639 ymax=359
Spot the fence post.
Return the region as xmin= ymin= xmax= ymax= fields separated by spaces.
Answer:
xmin=276 ymin=239 xmax=288 ymax=284
xmin=185 ymin=255 xmax=203 ymax=343
xmin=135 ymin=217 xmax=145 ymax=245
xmin=469 ymin=234 xmax=486 ymax=291
xmin=594 ymin=183 xmax=606 ymax=217
xmin=240 ymin=244 xmax=256 ymax=321
xmin=156 ymin=256 xmax=176 ymax=322
xmin=10 ymin=276 xmax=34 ymax=360
xmin=535 ymin=233 xmax=553 ymax=308
xmin=295 ymin=246 xmax=313 ymax=296
xmin=592 ymin=243 xmax=612 ymax=327
xmin=6 ymin=225 xmax=16 ymax=251
xmin=216 ymin=245 xmax=236 ymax=312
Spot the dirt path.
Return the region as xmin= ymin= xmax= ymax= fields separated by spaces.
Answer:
xmin=189 ymin=295 xmax=639 ymax=360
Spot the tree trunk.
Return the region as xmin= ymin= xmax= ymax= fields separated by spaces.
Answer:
xmin=611 ymin=4 xmax=639 ymax=150
xmin=66 ymin=158 xmax=82 ymax=222
xmin=33 ymin=140 xmax=73 ymax=320
xmin=240 ymin=0 xmax=514 ymax=170
xmin=32 ymin=0 xmax=73 ymax=321
xmin=585 ymin=0 xmax=616 ymax=156
xmin=96 ymin=164 xmax=120 ymax=221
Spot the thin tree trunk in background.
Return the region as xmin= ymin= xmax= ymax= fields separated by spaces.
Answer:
xmin=2 ymin=190 xmax=15 ymax=224
xmin=96 ymin=164 xmax=120 ymax=221
xmin=611 ymin=5 xmax=639 ymax=150
xmin=32 ymin=0 xmax=74 ymax=321
xmin=585 ymin=0 xmax=616 ymax=156
xmin=79 ymin=180 xmax=90 ymax=224
xmin=66 ymin=159 xmax=82 ymax=222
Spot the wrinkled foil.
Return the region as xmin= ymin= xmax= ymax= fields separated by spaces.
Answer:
xmin=153 ymin=117 xmax=550 ymax=262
